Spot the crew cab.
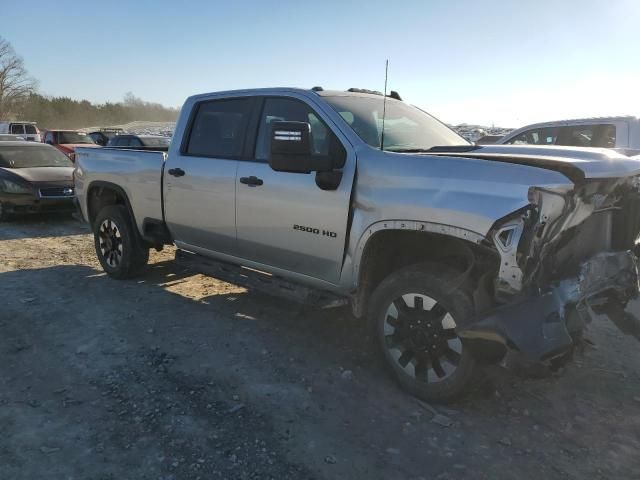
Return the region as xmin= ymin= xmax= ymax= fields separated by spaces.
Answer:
xmin=44 ymin=130 xmax=99 ymax=161
xmin=75 ymin=88 xmax=640 ymax=402
xmin=498 ymin=116 xmax=640 ymax=156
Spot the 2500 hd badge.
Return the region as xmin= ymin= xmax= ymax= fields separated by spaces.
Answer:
xmin=293 ymin=224 xmax=338 ymax=238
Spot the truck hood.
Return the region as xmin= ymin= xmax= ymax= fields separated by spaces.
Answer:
xmin=1 ymin=167 xmax=74 ymax=183
xmin=428 ymin=144 xmax=640 ymax=183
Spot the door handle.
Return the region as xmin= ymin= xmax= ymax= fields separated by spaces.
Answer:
xmin=239 ymin=176 xmax=264 ymax=186
xmin=168 ymin=168 xmax=185 ymax=177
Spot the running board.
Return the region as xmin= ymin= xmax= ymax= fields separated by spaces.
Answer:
xmin=175 ymin=249 xmax=348 ymax=309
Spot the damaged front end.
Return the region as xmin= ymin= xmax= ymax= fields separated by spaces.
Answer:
xmin=460 ymin=175 xmax=640 ymax=365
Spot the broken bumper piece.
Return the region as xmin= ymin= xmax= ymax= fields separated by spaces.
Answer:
xmin=459 ymin=251 xmax=640 ymax=363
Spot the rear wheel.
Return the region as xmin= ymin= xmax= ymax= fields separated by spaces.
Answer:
xmin=369 ymin=263 xmax=482 ymax=403
xmin=93 ymin=205 xmax=149 ymax=279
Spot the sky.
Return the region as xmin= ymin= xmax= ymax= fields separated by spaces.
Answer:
xmin=2 ymin=0 xmax=639 ymax=127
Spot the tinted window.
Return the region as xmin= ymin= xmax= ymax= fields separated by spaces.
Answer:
xmin=255 ymin=98 xmax=337 ymax=161
xmin=58 ymin=132 xmax=95 ymax=144
xmin=186 ymin=98 xmax=250 ymax=158
xmin=25 ymin=124 xmax=37 ymax=134
xmin=140 ymin=137 xmax=170 ymax=147
xmin=556 ymin=124 xmax=616 ymax=148
xmin=129 ymin=137 xmax=143 ymax=147
xmin=0 ymin=145 xmax=73 ymax=168
xmin=10 ymin=124 xmax=24 ymax=134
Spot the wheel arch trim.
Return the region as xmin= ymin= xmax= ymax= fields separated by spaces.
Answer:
xmin=351 ymin=219 xmax=486 ymax=289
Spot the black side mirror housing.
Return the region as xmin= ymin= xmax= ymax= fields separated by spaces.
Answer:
xmin=269 ymin=121 xmax=332 ymax=173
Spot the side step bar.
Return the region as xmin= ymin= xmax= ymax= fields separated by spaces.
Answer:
xmin=175 ymin=249 xmax=348 ymax=309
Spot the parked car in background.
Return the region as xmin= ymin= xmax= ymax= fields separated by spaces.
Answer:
xmin=76 ymin=86 xmax=640 ymax=403
xmin=43 ymin=130 xmax=99 ymax=162
xmin=498 ymin=116 xmax=640 ymax=155
xmin=0 ymin=134 xmax=26 ymax=141
xmin=106 ymin=134 xmax=170 ymax=150
xmin=87 ymin=127 xmax=124 ymax=146
xmin=0 ymin=142 xmax=75 ymax=220
xmin=0 ymin=121 xmax=41 ymax=142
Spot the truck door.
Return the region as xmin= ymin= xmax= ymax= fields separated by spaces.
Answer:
xmin=235 ymin=96 xmax=355 ymax=284
xmin=163 ymin=97 xmax=253 ymax=255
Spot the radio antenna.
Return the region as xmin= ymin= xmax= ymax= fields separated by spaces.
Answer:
xmin=380 ymin=59 xmax=389 ymax=151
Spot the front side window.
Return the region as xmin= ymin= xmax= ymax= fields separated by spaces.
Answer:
xmin=185 ymin=98 xmax=250 ymax=158
xmin=323 ymin=95 xmax=467 ymax=151
xmin=507 ymin=127 xmax=558 ymax=145
xmin=25 ymin=124 xmax=37 ymax=134
xmin=254 ymin=97 xmax=337 ymax=161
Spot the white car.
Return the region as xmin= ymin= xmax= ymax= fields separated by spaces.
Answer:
xmin=498 ymin=116 xmax=640 ymax=156
xmin=0 ymin=121 xmax=41 ymax=142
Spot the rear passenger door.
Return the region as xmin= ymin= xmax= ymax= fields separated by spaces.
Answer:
xmin=164 ymin=96 xmax=255 ymax=256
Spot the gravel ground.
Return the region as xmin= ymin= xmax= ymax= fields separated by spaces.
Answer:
xmin=1 ymin=215 xmax=640 ymax=480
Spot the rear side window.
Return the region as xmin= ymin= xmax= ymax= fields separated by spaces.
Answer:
xmin=25 ymin=125 xmax=37 ymax=134
xmin=10 ymin=124 xmax=24 ymax=135
xmin=185 ymin=98 xmax=250 ymax=158
xmin=555 ymin=124 xmax=616 ymax=148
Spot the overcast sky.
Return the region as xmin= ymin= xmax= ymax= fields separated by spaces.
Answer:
xmin=3 ymin=0 xmax=639 ymax=127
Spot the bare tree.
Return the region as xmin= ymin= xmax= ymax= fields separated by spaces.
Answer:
xmin=0 ymin=36 xmax=37 ymax=119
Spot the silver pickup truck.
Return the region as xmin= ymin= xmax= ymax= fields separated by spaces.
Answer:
xmin=75 ymin=87 xmax=640 ymax=402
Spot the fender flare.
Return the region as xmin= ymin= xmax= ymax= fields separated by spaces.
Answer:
xmin=85 ymin=180 xmax=138 ymax=230
xmin=352 ymin=219 xmax=486 ymax=287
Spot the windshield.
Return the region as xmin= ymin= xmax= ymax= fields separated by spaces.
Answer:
xmin=58 ymin=131 xmax=95 ymax=144
xmin=0 ymin=145 xmax=73 ymax=168
xmin=323 ymin=95 xmax=468 ymax=151
xmin=141 ymin=137 xmax=170 ymax=147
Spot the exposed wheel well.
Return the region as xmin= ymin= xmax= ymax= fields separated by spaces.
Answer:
xmin=87 ymin=184 xmax=131 ymax=230
xmin=352 ymin=230 xmax=499 ymax=318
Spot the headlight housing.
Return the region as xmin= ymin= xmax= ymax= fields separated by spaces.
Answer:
xmin=0 ymin=178 xmax=32 ymax=194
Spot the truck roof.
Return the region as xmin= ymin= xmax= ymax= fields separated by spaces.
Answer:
xmin=512 ymin=116 xmax=639 ymax=130
xmin=186 ymin=87 xmax=403 ymax=103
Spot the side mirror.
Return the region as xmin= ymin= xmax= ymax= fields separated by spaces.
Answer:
xmin=269 ymin=121 xmax=332 ymax=173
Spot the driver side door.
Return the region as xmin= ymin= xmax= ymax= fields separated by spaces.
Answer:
xmin=235 ymin=95 xmax=355 ymax=284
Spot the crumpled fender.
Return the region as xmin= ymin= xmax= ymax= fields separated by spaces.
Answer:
xmin=459 ymin=251 xmax=640 ymax=363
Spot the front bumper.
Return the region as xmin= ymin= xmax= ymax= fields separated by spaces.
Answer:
xmin=1 ymin=195 xmax=75 ymax=215
xmin=459 ymin=251 xmax=640 ymax=363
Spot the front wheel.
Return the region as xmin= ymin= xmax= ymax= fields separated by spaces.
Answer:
xmin=93 ymin=205 xmax=149 ymax=279
xmin=369 ymin=263 xmax=483 ymax=403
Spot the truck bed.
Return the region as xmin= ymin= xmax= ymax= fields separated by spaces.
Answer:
xmin=74 ymin=147 xmax=167 ymax=233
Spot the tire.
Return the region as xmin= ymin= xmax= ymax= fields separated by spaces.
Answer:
xmin=93 ymin=205 xmax=149 ymax=279
xmin=369 ymin=263 xmax=482 ymax=403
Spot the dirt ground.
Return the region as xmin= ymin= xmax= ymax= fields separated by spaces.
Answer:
xmin=1 ymin=215 xmax=640 ymax=480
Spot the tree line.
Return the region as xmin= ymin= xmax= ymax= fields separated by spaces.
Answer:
xmin=0 ymin=36 xmax=179 ymax=129
xmin=16 ymin=92 xmax=179 ymax=130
